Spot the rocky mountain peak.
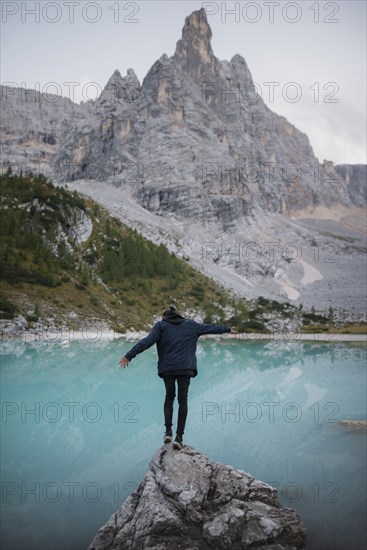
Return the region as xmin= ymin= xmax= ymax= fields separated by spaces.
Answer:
xmin=174 ymin=8 xmax=216 ymax=74
xmin=181 ymin=7 xmax=212 ymax=42
xmin=229 ymin=53 xmax=254 ymax=86
xmin=98 ymin=67 xmax=141 ymax=106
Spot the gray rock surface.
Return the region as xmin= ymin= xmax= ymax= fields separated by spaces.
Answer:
xmin=88 ymin=444 xmax=306 ymax=550
xmin=0 ymin=85 xmax=76 ymax=176
xmin=1 ymin=9 xmax=364 ymax=216
xmin=335 ymin=164 xmax=366 ymax=207
xmin=1 ymin=8 xmax=366 ymax=318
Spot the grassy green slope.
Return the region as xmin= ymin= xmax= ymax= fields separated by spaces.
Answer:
xmin=0 ymin=171 xmax=245 ymax=331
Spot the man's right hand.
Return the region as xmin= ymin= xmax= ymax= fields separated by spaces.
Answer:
xmin=119 ymin=356 xmax=129 ymax=368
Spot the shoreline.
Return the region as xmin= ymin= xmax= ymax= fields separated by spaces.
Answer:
xmin=1 ymin=329 xmax=366 ymax=344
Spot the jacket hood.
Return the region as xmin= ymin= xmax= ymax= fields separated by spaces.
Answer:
xmin=162 ymin=306 xmax=185 ymax=325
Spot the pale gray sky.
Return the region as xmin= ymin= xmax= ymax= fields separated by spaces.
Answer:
xmin=1 ymin=0 xmax=366 ymax=164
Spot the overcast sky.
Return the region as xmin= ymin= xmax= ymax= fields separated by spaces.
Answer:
xmin=1 ymin=0 xmax=366 ymax=164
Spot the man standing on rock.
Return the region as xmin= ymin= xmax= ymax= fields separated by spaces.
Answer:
xmin=119 ymin=306 xmax=231 ymax=450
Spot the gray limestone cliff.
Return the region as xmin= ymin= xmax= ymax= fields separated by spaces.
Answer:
xmin=0 ymin=85 xmax=76 ymax=172
xmin=1 ymin=9 xmax=365 ymax=221
xmin=335 ymin=164 xmax=366 ymax=207
xmin=88 ymin=444 xmax=306 ymax=550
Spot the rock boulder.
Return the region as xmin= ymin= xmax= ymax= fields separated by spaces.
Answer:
xmin=89 ymin=444 xmax=306 ymax=550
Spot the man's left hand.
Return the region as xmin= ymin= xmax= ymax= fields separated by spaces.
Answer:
xmin=119 ymin=356 xmax=129 ymax=368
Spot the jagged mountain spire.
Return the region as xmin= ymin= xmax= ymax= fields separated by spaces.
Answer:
xmin=174 ymin=8 xmax=217 ymax=74
xmin=98 ymin=68 xmax=141 ymax=105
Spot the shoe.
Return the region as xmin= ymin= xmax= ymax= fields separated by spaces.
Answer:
xmin=164 ymin=429 xmax=173 ymax=443
xmin=172 ymin=435 xmax=183 ymax=450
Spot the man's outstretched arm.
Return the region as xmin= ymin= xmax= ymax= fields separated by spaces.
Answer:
xmin=196 ymin=322 xmax=232 ymax=335
xmin=119 ymin=323 xmax=161 ymax=368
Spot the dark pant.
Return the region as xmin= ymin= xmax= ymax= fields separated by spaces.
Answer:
xmin=163 ymin=375 xmax=191 ymax=436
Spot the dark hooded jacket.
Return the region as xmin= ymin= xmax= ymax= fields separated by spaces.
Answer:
xmin=124 ymin=307 xmax=231 ymax=378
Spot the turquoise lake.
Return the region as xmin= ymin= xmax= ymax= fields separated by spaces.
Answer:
xmin=1 ymin=336 xmax=366 ymax=550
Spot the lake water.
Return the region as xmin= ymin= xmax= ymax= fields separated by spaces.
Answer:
xmin=1 ymin=335 xmax=366 ymax=550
